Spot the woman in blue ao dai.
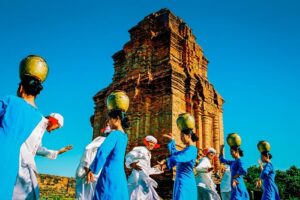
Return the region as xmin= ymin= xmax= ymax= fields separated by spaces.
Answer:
xmin=87 ymin=110 xmax=130 ymax=200
xmin=219 ymin=146 xmax=250 ymax=200
xmin=257 ymin=152 xmax=280 ymax=200
xmin=1 ymin=76 xmax=44 ymax=199
xmin=162 ymin=129 xmax=199 ymax=200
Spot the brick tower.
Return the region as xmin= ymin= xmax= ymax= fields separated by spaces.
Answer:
xmin=92 ymin=8 xmax=224 ymax=198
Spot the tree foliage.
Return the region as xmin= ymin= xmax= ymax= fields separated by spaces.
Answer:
xmin=245 ymin=165 xmax=300 ymax=200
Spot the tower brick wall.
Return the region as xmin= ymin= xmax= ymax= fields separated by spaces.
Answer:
xmin=92 ymin=8 xmax=224 ymax=199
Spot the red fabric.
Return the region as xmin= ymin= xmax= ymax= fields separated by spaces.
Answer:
xmin=48 ymin=116 xmax=58 ymax=126
xmin=143 ymin=138 xmax=160 ymax=149
xmin=213 ymin=155 xmax=218 ymax=162
xmin=100 ymin=127 xmax=106 ymax=133
xmin=143 ymin=138 xmax=148 ymax=146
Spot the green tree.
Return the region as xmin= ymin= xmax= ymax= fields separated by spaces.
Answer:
xmin=245 ymin=165 xmax=300 ymax=200
xmin=245 ymin=165 xmax=261 ymax=192
xmin=275 ymin=166 xmax=300 ymax=200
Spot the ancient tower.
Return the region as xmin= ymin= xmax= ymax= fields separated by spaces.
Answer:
xmin=93 ymin=8 xmax=224 ymax=153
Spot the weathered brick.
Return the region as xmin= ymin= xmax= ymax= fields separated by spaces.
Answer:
xmin=92 ymin=8 xmax=224 ymax=199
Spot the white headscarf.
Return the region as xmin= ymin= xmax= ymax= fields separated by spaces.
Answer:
xmin=50 ymin=113 xmax=64 ymax=127
xmin=145 ymin=135 xmax=157 ymax=143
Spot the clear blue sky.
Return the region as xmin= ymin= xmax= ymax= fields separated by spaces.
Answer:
xmin=1 ymin=0 xmax=299 ymax=177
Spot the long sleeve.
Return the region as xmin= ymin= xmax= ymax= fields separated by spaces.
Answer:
xmin=195 ymin=157 xmax=211 ymax=173
xmin=0 ymin=96 xmax=8 ymax=118
xmin=167 ymin=146 xmax=196 ymax=169
xmin=90 ymin=130 xmax=118 ymax=174
xmin=76 ymin=148 xmax=98 ymax=178
xmin=220 ymin=168 xmax=232 ymax=192
xmin=219 ymin=155 xmax=233 ymax=166
xmin=260 ymin=163 xmax=271 ymax=179
xmin=82 ymin=148 xmax=96 ymax=168
xmin=36 ymin=145 xmax=58 ymax=159
xmin=149 ymin=166 xmax=163 ymax=175
xmin=76 ymin=150 xmax=88 ymax=178
xmin=0 ymin=96 xmax=10 ymax=118
xmin=125 ymin=148 xmax=145 ymax=168
xmin=236 ymin=159 xmax=247 ymax=176
xmin=0 ymin=95 xmax=44 ymax=199
xmin=167 ymin=140 xmax=178 ymax=155
xmin=82 ymin=137 xmax=106 ymax=168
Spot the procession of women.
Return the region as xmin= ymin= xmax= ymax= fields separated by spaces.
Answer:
xmin=1 ymin=55 xmax=281 ymax=200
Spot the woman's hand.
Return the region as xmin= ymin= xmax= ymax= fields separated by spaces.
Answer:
xmin=157 ymin=159 xmax=166 ymax=165
xmin=130 ymin=161 xmax=142 ymax=171
xmin=155 ymin=160 xmax=167 ymax=172
xmin=207 ymin=167 xmax=214 ymax=172
xmin=258 ymin=159 xmax=264 ymax=171
xmin=58 ymin=145 xmax=73 ymax=155
xmin=176 ymin=143 xmax=186 ymax=149
xmin=255 ymin=179 xmax=262 ymax=189
xmin=153 ymin=164 xmax=166 ymax=172
xmin=153 ymin=164 xmax=161 ymax=170
xmin=86 ymin=170 xmax=95 ymax=184
xmin=232 ymin=179 xmax=239 ymax=188
xmin=163 ymin=133 xmax=174 ymax=140
xmin=161 ymin=164 xmax=167 ymax=171
xmin=220 ymin=144 xmax=225 ymax=155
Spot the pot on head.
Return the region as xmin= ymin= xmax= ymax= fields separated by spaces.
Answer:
xmin=226 ymin=133 xmax=242 ymax=147
xmin=176 ymin=113 xmax=195 ymax=131
xmin=106 ymin=90 xmax=129 ymax=112
xmin=257 ymin=140 xmax=271 ymax=153
xmin=19 ymin=55 xmax=48 ymax=83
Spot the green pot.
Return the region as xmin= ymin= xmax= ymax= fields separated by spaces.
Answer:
xmin=19 ymin=55 xmax=48 ymax=83
xmin=257 ymin=141 xmax=271 ymax=152
xmin=106 ymin=90 xmax=129 ymax=112
xmin=176 ymin=113 xmax=195 ymax=131
xmin=226 ymin=133 xmax=242 ymax=147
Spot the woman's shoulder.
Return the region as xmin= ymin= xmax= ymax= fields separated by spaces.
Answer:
xmin=1 ymin=95 xmax=19 ymax=103
xmin=186 ymin=145 xmax=198 ymax=155
xmin=234 ymin=158 xmax=246 ymax=167
xmin=265 ymin=162 xmax=274 ymax=170
xmin=2 ymin=95 xmax=40 ymax=112
xmin=110 ymin=129 xmax=127 ymax=137
xmin=188 ymin=145 xmax=198 ymax=151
